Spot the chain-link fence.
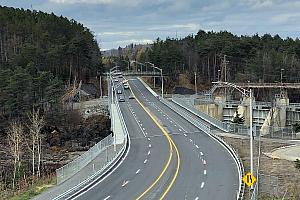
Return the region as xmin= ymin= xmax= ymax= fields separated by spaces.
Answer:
xmin=55 ymin=91 xmax=128 ymax=199
xmin=56 ymin=134 xmax=114 ymax=184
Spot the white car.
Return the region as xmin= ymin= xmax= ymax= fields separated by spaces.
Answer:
xmin=124 ymin=84 xmax=129 ymax=89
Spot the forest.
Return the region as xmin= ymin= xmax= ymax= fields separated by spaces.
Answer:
xmin=132 ymin=30 xmax=300 ymax=89
xmin=0 ymin=6 xmax=106 ymax=198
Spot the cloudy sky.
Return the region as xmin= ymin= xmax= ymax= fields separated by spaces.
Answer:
xmin=1 ymin=0 xmax=300 ymax=50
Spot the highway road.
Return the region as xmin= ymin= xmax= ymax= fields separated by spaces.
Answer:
xmin=74 ymin=77 xmax=179 ymax=200
xmin=128 ymin=78 xmax=240 ymax=200
xmin=74 ymin=76 xmax=239 ymax=200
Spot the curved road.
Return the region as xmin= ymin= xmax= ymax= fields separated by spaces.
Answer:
xmin=74 ymin=77 xmax=239 ymax=200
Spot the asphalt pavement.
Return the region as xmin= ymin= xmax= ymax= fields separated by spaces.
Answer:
xmin=74 ymin=77 xmax=178 ymax=200
xmin=128 ymin=78 xmax=240 ymax=200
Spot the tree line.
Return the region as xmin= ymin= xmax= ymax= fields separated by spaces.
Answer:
xmin=0 ymin=6 xmax=103 ymax=197
xmin=135 ymin=30 xmax=300 ymax=88
xmin=0 ymin=6 xmax=102 ymax=119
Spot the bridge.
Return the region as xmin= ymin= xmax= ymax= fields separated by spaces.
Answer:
xmin=36 ymin=75 xmax=243 ymax=200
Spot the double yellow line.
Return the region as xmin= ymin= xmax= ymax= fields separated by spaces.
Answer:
xmin=128 ymin=83 xmax=180 ymax=200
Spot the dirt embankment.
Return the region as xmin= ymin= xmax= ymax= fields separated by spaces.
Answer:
xmin=222 ymin=137 xmax=300 ymax=200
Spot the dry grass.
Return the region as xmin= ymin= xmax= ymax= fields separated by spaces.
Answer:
xmin=222 ymin=137 xmax=300 ymax=199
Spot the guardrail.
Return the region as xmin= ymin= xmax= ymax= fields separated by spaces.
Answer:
xmin=172 ymin=97 xmax=230 ymax=132
xmin=160 ymin=98 xmax=245 ymax=200
xmin=54 ymin=97 xmax=128 ymax=199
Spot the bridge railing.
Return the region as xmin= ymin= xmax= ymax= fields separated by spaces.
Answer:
xmin=55 ymin=95 xmax=128 ymax=199
xmin=160 ymin=98 xmax=211 ymax=133
xmin=123 ymin=70 xmax=161 ymax=76
xmin=172 ymin=97 xmax=230 ymax=132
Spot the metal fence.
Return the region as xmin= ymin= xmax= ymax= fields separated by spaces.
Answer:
xmin=55 ymin=94 xmax=128 ymax=198
xmin=172 ymin=97 xmax=230 ymax=132
xmin=56 ymin=134 xmax=114 ymax=184
xmin=161 ymin=98 xmax=210 ymax=133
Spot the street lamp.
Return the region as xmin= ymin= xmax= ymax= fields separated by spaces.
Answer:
xmin=121 ymin=60 xmax=130 ymax=71
xmin=218 ymin=69 xmax=221 ymax=81
xmin=212 ymin=81 xmax=254 ymax=190
xmin=145 ymin=62 xmax=163 ymax=98
xmin=131 ymin=60 xmax=146 ymax=73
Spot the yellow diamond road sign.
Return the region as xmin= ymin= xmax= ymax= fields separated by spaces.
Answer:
xmin=242 ymin=172 xmax=256 ymax=187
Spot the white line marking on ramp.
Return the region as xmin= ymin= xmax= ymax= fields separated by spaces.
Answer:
xmin=136 ymin=169 xmax=140 ymax=174
xmin=103 ymin=196 xmax=111 ymax=200
xmin=204 ymin=170 xmax=207 ymax=175
xmin=144 ymin=159 xmax=147 ymax=164
xmin=122 ymin=180 xmax=129 ymax=187
xmin=201 ymin=182 xmax=205 ymax=188
xmin=148 ymin=150 xmax=151 ymax=155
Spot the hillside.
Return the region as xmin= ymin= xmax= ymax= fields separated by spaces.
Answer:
xmin=0 ymin=6 xmax=108 ymax=199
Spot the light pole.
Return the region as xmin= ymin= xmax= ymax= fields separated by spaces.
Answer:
xmin=121 ymin=59 xmax=130 ymax=71
xmin=161 ymin=68 xmax=163 ymax=98
xmin=249 ymin=88 xmax=253 ymax=190
xmin=212 ymin=81 xmax=254 ymax=190
xmin=145 ymin=62 xmax=163 ymax=98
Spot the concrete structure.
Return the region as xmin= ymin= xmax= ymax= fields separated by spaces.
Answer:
xmin=186 ymin=92 xmax=300 ymax=137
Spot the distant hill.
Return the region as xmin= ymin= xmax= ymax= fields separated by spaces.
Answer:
xmin=102 ymin=43 xmax=152 ymax=58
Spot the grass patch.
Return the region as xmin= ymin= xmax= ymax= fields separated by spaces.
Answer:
xmin=10 ymin=176 xmax=56 ymax=200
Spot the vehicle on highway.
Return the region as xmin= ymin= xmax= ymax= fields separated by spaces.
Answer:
xmin=128 ymin=95 xmax=135 ymax=99
xmin=117 ymin=89 xmax=122 ymax=94
xmin=114 ymin=79 xmax=119 ymax=82
xmin=119 ymin=95 xmax=125 ymax=102
xmin=124 ymin=84 xmax=129 ymax=89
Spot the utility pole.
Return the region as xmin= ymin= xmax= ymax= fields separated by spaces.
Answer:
xmin=99 ymin=75 xmax=102 ymax=98
xmin=223 ymin=55 xmax=229 ymax=99
xmin=281 ymin=68 xmax=284 ymax=84
xmin=194 ymin=72 xmax=197 ymax=94
xmin=224 ymin=55 xmax=227 ymax=82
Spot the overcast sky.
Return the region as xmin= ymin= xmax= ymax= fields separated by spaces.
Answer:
xmin=1 ymin=0 xmax=300 ymax=50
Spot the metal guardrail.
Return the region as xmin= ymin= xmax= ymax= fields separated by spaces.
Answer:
xmin=55 ymin=95 xmax=128 ymax=199
xmin=123 ymin=71 xmax=161 ymax=76
xmin=161 ymin=98 xmax=211 ymax=133
xmin=160 ymin=98 xmax=245 ymax=200
xmin=172 ymin=97 xmax=230 ymax=132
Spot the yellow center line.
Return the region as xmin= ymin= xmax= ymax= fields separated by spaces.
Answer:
xmin=128 ymin=82 xmax=180 ymax=200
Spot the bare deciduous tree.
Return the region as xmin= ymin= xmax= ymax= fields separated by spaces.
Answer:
xmin=27 ymin=109 xmax=45 ymax=178
xmin=7 ymin=121 xmax=24 ymax=190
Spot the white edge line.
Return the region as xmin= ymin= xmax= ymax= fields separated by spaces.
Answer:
xmin=69 ymin=134 xmax=131 ymax=200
